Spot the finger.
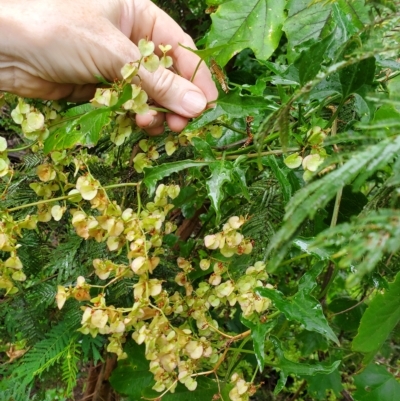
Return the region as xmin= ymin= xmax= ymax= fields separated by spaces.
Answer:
xmin=124 ymin=0 xmax=218 ymax=102
xmin=166 ymin=114 xmax=189 ymax=133
xmin=0 ymin=66 xmax=97 ymax=101
xmin=135 ymin=109 xmax=165 ymax=136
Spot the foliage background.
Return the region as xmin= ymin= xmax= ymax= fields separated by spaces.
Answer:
xmin=1 ymin=0 xmax=400 ymax=400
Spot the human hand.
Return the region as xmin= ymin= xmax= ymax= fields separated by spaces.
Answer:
xmin=0 ymin=0 xmax=218 ymax=134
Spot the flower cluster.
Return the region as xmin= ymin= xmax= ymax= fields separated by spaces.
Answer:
xmin=229 ymin=373 xmax=256 ymax=401
xmin=204 ymin=216 xmax=253 ymax=257
xmin=284 ymin=126 xmax=328 ymax=181
xmin=0 ymin=214 xmax=37 ymax=293
xmin=0 ymin=136 xmax=10 ymax=177
xmin=10 ymin=99 xmax=58 ymax=141
xmin=55 ymin=208 xmax=272 ymax=398
xmin=164 ymin=124 xmax=223 ymax=157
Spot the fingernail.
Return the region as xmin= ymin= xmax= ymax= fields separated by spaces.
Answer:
xmin=148 ymin=110 xmax=158 ymax=127
xmin=182 ymin=91 xmax=207 ymax=115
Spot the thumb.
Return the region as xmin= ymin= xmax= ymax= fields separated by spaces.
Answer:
xmin=98 ymin=25 xmax=208 ymax=118
xmin=138 ymin=66 xmax=208 ymax=118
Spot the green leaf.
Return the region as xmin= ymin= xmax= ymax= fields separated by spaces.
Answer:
xmin=143 ymin=160 xmax=208 ymax=196
xmin=109 ymin=341 xmax=154 ymax=398
xmin=207 ymin=0 xmax=286 ymax=67
xmin=232 ymin=165 xmax=250 ymax=201
xmin=284 ymin=0 xmax=367 ymax=63
xmin=359 ymin=104 xmax=400 ymax=131
xmin=141 ymin=377 xmax=230 ymax=401
xmin=206 ymin=161 xmax=233 ymax=224
xmin=329 ymin=297 xmax=366 ymax=333
xmin=179 ymin=43 xmax=229 ymax=61
xmin=183 ymin=89 xmax=270 ymax=133
xmin=352 ymin=272 xmax=400 ymax=354
xmin=110 ymin=83 xmax=133 ymax=110
xmin=271 ymin=337 xmax=341 ymax=395
xmin=307 ymin=369 xmax=344 ymax=400
xmin=284 ymin=0 xmax=332 ymax=63
xmin=298 ymin=331 xmax=328 ymax=356
xmin=256 ymin=262 xmax=339 ymax=344
xmin=172 ymin=186 xmax=205 ymax=219
xmin=44 ymin=108 xmax=111 ymax=153
xmin=353 ymin=364 xmax=400 ymax=401
xmin=339 ymin=37 xmax=375 ymax=100
xmin=241 ymin=317 xmax=277 ymax=371
xmin=295 ymin=31 xmax=336 ymax=85
xmin=192 ymin=137 xmax=216 ymax=161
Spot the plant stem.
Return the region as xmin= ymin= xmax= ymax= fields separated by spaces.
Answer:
xmin=6 ymin=182 xmax=140 ymax=212
xmin=320 ymin=117 xmax=341 ymax=301
xmin=216 ymin=122 xmax=247 ymax=136
xmin=279 ymin=253 xmax=309 ymax=266
xmin=217 ymin=132 xmax=280 ymax=154
xmin=190 ymin=58 xmax=203 ymax=83
xmin=289 ymin=380 xmax=307 ymax=401
xmin=149 ymin=106 xmax=171 ymax=113
xmin=222 ymin=148 xmax=299 ymax=160
xmin=8 ymin=141 xmax=37 ymax=152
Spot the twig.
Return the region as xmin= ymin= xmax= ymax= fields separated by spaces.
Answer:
xmin=222 ymin=148 xmax=300 ymax=160
xmin=341 ymin=390 xmax=354 ymax=401
xmin=6 ymin=182 xmax=140 ymax=212
xmin=331 ymin=290 xmax=373 ymax=316
xmin=289 ymin=380 xmax=307 ymax=401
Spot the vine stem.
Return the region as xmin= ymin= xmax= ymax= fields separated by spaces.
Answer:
xmin=190 ymin=58 xmax=203 ymax=83
xmin=319 ymin=117 xmax=342 ymax=301
xmin=221 ymin=148 xmax=299 ymax=160
xmin=6 ymin=182 xmax=140 ymax=212
xmin=7 ymin=141 xmax=38 ymax=152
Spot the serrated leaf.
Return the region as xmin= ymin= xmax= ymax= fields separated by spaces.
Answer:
xmin=241 ymin=317 xmax=276 ymax=371
xmin=271 ymin=337 xmax=341 ymax=395
xmin=353 ymin=364 xmax=400 ymax=401
xmin=44 ymin=108 xmax=111 ymax=153
xmin=143 ymin=160 xmax=208 ymax=196
xmin=352 ymin=272 xmax=400 ymax=354
xmin=207 ymin=0 xmax=285 ymax=67
xmin=256 ymin=262 xmax=339 ymax=344
xmin=206 ymin=161 xmax=233 ymax=224
xmin=109 ymin=341 xmax=154 ymax=398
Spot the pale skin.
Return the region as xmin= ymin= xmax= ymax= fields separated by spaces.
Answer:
xmin=0 ymin=0 xmax=218 ymax=135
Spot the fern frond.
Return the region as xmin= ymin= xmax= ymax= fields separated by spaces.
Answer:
xmin=3 ymin=309 xmax=81 ymax=398
xmin=25 ymin=282 xmax=56 ymax=311
xmin=312 ymin=209 xmax=400 ymax=286
xmin=45 ymin=233 xmax=83 ymax=282
xmin=61 ymin=340 xmax=81 ymax=397
xmin=266 ymin=136 xmax=400 ymax=270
